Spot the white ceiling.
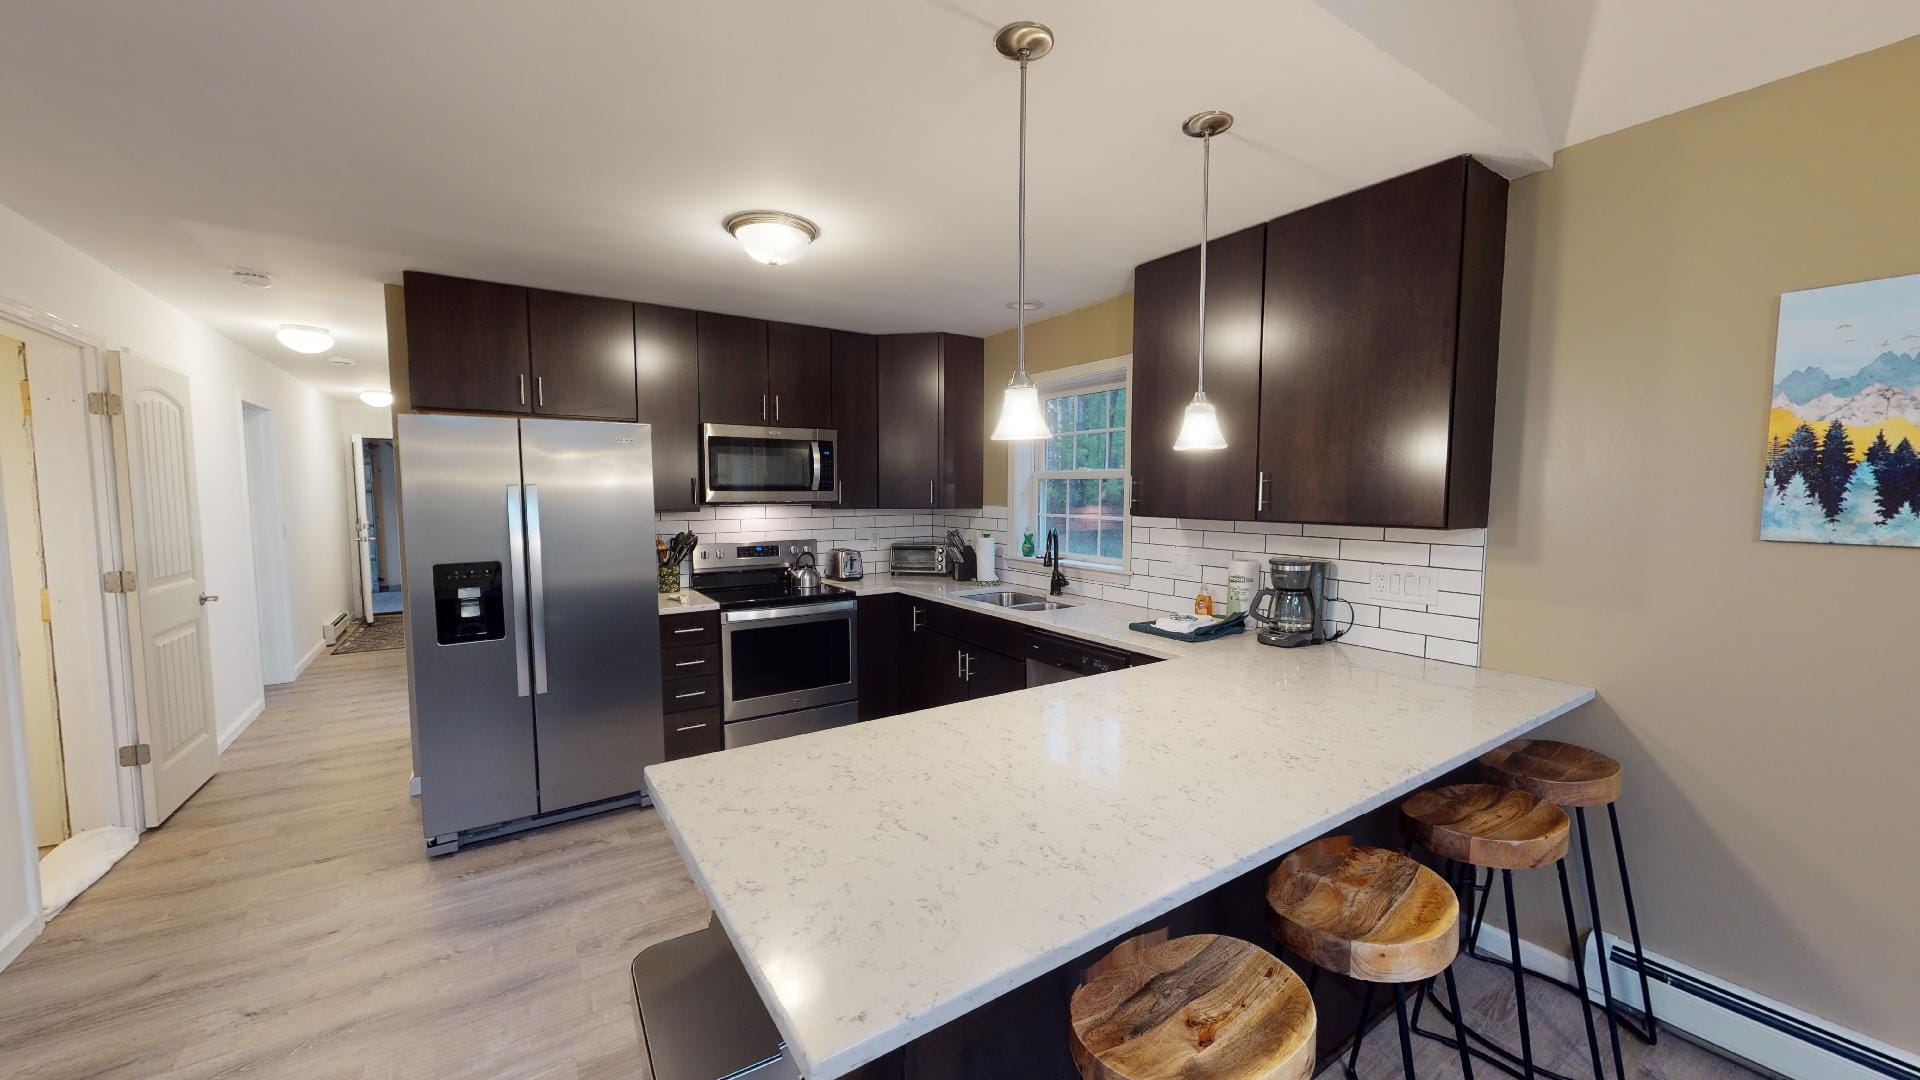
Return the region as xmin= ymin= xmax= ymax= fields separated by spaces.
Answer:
xmin=0 ymin=1 xmax=1914 ymax=397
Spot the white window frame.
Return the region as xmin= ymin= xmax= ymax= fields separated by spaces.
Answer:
xmin=1006 ymin=355 xmax=1133 ymax=581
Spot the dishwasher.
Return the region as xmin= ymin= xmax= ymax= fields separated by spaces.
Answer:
xmin=1023 ymin=628 xmax=1133 ymax=686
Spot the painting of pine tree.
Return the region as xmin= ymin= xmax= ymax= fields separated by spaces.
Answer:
xmin=1763 ymin=272 xmax=1920 ymax=546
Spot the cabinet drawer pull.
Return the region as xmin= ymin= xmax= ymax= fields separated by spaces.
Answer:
xmin=674 ymin=721 xmax=710 ymax=733
xmin=673 ymin=690 xmax=708 ymax=700
xmin=672 ymin=626 xmax=704 ymax=635
xmin=673 ymin=659 xmax=707 ymax=668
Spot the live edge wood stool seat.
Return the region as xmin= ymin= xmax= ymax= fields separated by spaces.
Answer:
xmin=1266 ymin=836 xmax=1473 ymax=1079
xmin=1482 ymin=739 xmax=1658 ymax=1076
xmin=1401 ymin=784 xmax=1608 ymax=1080
xmin=1069 ymin=933 xmax=1316 ymax=1080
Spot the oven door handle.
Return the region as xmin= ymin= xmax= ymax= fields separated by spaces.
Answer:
xmin=722 ymin=599 xmax=858 ymax=624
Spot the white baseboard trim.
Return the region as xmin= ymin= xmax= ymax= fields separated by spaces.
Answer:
xmin=1472 ymin=921 xmax=1920 ymax=1079
xmin=0 ymin=909 xmax=44 ymax=973
xmin=291 ymin=636 xmax=326 ymax=679
xmin=218 ymin=696 xmax=266 ymax=752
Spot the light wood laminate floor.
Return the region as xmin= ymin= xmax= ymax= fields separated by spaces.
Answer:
xmin=0 ymin=648 xmax=1756 ymax=1079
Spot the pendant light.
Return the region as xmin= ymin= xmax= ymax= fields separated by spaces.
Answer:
xmin=989 ymin=21 xmax=1055 ymax=442
xmin=1172 ymin=111 xmax=1232 ymax=451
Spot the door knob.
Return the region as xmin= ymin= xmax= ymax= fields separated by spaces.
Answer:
xmin=199 ymin=594 xmax=220 ymax=605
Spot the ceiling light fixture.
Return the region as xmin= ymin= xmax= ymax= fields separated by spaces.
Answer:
xmin=724 ymin=211 xmax=820 ymax=266
xmin=275 ymin=324 xmax=335 ymax=354
xmin=359 ymin=389 xmax=394 ymax=408
xmin=988 ymin=20 xmax=1055 ymax=443
xmin=1172 ymin=110 xmax=1233 ymax=452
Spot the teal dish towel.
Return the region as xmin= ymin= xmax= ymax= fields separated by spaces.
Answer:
xmin=1127 ymin=612 xmax=1248 ymax=642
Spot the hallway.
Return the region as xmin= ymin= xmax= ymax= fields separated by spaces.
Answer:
xmin=0 ymin=649 xmax=704 ymax=1080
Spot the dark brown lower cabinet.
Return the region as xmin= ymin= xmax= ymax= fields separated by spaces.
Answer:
xmin=857 ymin=594 xmax=899 ymax=720
xmin=894 ymin=599 xmax=1029 ymax=712
xmin=960 ymin=648 xmax=1025 ymax=699
xmin=664 ymin=706 xmax=722 ymax=760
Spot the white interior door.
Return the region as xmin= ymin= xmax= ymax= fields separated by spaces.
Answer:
xmin=350 ymin=436 xmax=374 ymax=624
xmin=108 ymin=350 xmax=218 ymax=826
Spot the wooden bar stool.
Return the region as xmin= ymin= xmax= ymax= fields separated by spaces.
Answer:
xmin=1482 ymin=738 xmax=1654 ymax=1073
xmin=1265 ymin=836 xmax=1473 ymax=1080
xmin=1401 ymin=785 xmax=1608 ymax=1080
xmin=1070 ymin=933 xmax=1316 ymax=1080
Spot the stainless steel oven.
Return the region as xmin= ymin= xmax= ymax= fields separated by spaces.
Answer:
xmin=701 ymin=424 xmax=838 ymax=504
xmin=720 ymin=599 xmax=859 ymax=745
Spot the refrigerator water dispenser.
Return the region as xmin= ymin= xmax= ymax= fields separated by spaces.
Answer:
xmin=432 ymin=562 xmax=504 ymax=645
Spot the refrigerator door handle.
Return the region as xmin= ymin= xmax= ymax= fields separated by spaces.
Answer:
xmin=507 ymin=485 xmax=531 ymax=698
xmin=526 ymin=484 xmax=550 ymax=695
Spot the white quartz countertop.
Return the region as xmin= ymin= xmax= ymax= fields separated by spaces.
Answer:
xmin=656 ymin=588 xmax=720 ymax=614
xmin=644 ymin=575 xmax=1594 ymax=1079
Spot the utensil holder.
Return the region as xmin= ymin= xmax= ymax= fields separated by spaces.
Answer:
xmin=659 ymin=562 xmax=681 ymax=597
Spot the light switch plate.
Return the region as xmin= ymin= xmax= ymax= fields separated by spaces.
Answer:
xmin=1368 ymin=566 xmax=1438 ymax=606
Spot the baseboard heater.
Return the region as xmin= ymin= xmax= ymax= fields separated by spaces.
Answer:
xmin=1578 ymin=931 xmax=1919 ymax=1080
xmin=321 ymin=611 xmax=350 ymax=644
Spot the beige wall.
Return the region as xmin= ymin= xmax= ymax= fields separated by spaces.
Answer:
xmin=1486 ymin=37 xmax=1920 ymax=1048
xmin=981 ymin=294 xmax=1134 ymax=505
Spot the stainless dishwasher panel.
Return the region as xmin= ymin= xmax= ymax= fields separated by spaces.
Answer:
xmin=518 ymin=419 xmax=664 ymax=813
xmin=398 ymin=414 xmax=538 ymax=838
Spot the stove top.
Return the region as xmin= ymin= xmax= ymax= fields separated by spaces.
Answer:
xmin=694 ymin=580 xmax=855 ymax=611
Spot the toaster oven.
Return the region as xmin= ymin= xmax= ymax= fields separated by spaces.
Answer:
xmin=888 ymin=543 xmax=948 ymax=576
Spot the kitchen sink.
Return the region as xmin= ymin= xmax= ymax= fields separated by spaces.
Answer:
xmin=956 ymin=589 xmax=1073 ymax=611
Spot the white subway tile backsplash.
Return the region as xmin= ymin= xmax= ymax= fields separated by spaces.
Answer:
xmin=1428 ymin=567 xmax=1484 ymax=595
xmin=1149 ymin=528 xmax=1208 ymax=547
xmin=1304 ymin=524 xmax=1386 ymax=540
xmin=1338 ymin=539 xmax=1430 ymax=566
xmin=1339 ymin=625 xmax=1428 ymax=657
xmin=1380 ymin=609 xmax=1481 ymax=643
xmin=1267 ymin=535 xmax=1341 ymax=559
xmin=1428 ymin=544 xmax=1486 ymax=571
xmin=1430 ymin=591 xmax=1483 ymax=619
xmin=1384 ymin=527 xmax=1488 ymax=546
xmin=1233 ymin=520 xmax=1303 ymax=535
xmin=1424 ymin=638 xmax=1481 ymax=665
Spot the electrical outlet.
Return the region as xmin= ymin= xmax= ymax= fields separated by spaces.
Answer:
xmin=1368 ymin=566 xmax=1437 ymax=606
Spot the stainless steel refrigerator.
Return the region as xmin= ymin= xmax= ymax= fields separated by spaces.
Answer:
xmin=398 ymin=414 xmax=663 ymax=853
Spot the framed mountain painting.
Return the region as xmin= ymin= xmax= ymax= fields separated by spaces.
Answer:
xmin=1763 ymin=271 xmax=1920 ymax=546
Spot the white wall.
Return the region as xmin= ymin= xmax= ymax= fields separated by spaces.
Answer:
xmin=0 ymin=200 xmax=359 ymax=968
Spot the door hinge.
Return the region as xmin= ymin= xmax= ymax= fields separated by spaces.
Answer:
xmin=39 ymin=588 xmax=51 ymax=623
xmin=102 ymin=570 xmax=136 ymax=593
xmin=118 ymin=743 xmax=152 ymax=767
xmin=18 ymin=379 xmax=30 ymax=419
xmin=86 ymin=391 xmax=123 ymax=416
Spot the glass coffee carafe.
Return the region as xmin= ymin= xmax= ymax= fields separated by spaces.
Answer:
xmin=1249 ymin=558 xmax=1330 ymax=648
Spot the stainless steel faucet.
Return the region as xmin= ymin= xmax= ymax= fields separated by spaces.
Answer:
xmin=1042 ymin=529 xmax=1068 ymax=596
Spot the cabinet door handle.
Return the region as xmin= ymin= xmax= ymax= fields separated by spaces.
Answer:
xmin=910 ymin=606 xmax=923 ymax=632
xmin=1132 ymin=476 xmax=1139 ymax=507
xmin=674 ymin=690 xmax=708 ymax=700
xmin=537 ymin=375 xmax=545 ymax=407
xmin=928 ymin=479 xmax=934 ymax=506
xmin=1256 ymin=471 xmax=1269 ymax=514
xmin=762 ymin=393 xmax=768 ymax=420
xmin=672 ymin=626 xmax=704 ymax=635
xmin=774 ymin=394 xmax=780 ymax=420
xmin=956 ymin=649 xmax=965 ymax=679
xmin=672 ymin=659 xmax=707 ymax=668
xmin=674 ymin=720 xmax=710 ymax=733
xmin=518 ymin=374 xmax=528 ymax=406
xmin=690 ymin=477 xmax=698 ymax=506
xmin=963 ymin=652 xmax=975 ymax=682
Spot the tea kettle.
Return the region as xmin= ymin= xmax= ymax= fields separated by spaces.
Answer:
xmin=787 ymin=550 xmax=824 ymax=593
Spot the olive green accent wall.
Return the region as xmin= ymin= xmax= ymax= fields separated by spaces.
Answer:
xmin=981 ymin=294 xmax=1134 ymax=505
xmin=1487 ymin=35 xmax=1920 ymax=1048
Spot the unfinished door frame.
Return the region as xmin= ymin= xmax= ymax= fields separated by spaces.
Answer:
xmin=0 ymin=297 xmax=147 ymax=844
xmin=240 ymin=402 xmax=296 ymax=685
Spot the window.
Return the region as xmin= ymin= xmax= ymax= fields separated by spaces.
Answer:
xmin=1011 ymin=359 xmax=1130 ymax=571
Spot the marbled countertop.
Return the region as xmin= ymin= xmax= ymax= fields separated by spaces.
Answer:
xmin=656 ymin=588 xmax=719 ymax=614
xmin=645 ymin=575 xmax=1594 ymax=1079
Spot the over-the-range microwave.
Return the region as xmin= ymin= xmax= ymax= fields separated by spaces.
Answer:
xmin=701 ymin=424 xmax=839 ymax=504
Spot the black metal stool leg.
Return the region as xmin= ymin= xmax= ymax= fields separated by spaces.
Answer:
xmin=1346 ymin=983 xmax=1377 ymax=1080
xmin=1608 ymin=802 xmax=1658 ymax=1045
xmin=1502 ymin=870 xmax=1537 ymax=1079
xmin=1557 ymin=859 xmax=1607 ymax=1079
xmin=1470 ymin=866 xmax=1495 ymax=952
xmin=1575 ymin=808 xmax=1628 ymax=1079
xmin=1392 ymin=984 xmax=1418 ymax=1079
xmin=1442 ymin=965 xmax=1475 ymax=1080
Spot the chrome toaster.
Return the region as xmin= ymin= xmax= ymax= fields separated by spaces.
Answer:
xmin=825 ymin=548 xmax=863 ymax=581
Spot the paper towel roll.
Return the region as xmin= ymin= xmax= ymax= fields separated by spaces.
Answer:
xmin=976 ymin=534 xmax=996 ymax=581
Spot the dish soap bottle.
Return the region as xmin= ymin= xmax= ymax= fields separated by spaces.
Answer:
xmin=1193 ymin=590 xmax=1214 ymax=618
xmin=1021 ymin=530 xmax=1035 ymax=558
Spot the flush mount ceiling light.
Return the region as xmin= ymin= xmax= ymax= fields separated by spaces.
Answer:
xmin=359 ymin=389 xmax=394 ymax=408
xmin=1172 ymin=110 xmax=1233 ymax=452
xmin=988 ymin=20 xmax=1055 ymax=443
xmin=275 ymin=324 xmax=335 ymax=354
xmin=724 ymin=211 xmax=820 ymax=266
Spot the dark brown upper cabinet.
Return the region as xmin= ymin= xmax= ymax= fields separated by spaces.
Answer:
xmin=939 ymin=334 xmax=984 ymax=510
xmin=768 ymin=322 xmax=832 ymax=427
xmin=1257 ymin=157 xmax=1506 ymax=528
xmin=527 ymin=289 xmax=637 ymax=421
xmin=403 ymin=271 xmax=532 ymax=414
xmin=876 ymin=333 xmax=982 ymax=509
xmin=696 ymin=313 xmax=770 ymax=426
xmin=634 ymin=302 xmax=701 ymax=511
xmin=830 ymin=331 xmax=880 ymax=509
xmin=1129 ymin=224 xmax=1267 ymax=520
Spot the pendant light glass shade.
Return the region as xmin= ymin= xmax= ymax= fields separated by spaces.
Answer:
xmin=991 ymin=376 xmax=1051 ymax=440
xmin=989 ymin=22 xmax=1054 ymax=442
xmin=1173 ymin=391 xmax=1227 ymax=450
